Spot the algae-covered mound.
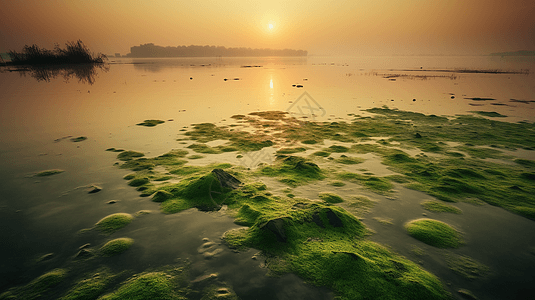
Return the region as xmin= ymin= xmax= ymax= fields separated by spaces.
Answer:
xmin=34 ymin=169 xmax=65 ymax=177
xmin=59 ymin=269 xmax=114 ymax=300
xmin=99 ymin=272 xmax=181 ymax=300
xmin=95 ymin=213 xmax=134 ymax=234
xmin=405 ymin=218 xmax=462 ymax=248
xmin=259 ymin=155 xmax=325 ymax=187
xmin=136 ymin=119 xmax=165 ymax=127
xmin=421 ymin=200 xmax=462 ymax=214
xmin=100 ymin=238 xmax=134 ymax=256
xmin=318 ymin=192 xmax=344 ymax=203
xmin=117 ymin=150 xmax=144 ymax=161
xmin=0 ymin=268 xmax=68 ymax=300
xmin=224 ymin=196 xmax=448 ymax=299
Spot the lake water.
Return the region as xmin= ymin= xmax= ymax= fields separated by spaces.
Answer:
xmin=1 ymin=56 xmax=534 ymax=299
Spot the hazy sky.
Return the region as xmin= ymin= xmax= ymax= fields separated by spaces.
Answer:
xmin=1 ymin=0 xmax=534 ymax=56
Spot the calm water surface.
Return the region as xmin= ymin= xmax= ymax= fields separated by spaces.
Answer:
xmin=0 ymin=56 xmax=534 ymax=298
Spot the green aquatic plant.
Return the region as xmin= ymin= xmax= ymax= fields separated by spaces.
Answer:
xmin=59 ymin=269 xmax=114 ymax=300
xmin=335 ymin=155 xmax=365 ymax=164
xmin=34 ymin=169 xmax=65 ymax=177
xmin=99 ymin=272 xmax=180 ymax=300
xmin=446 ymin=254 xmax=489 ymax=280
xmin=318 ymin=192 xmax=344 ymax=203
xmin=100 ymin=238 xmax=134 ymax=256
xmin=259 ymin=155 xmax=325 ymax=187
xmin=421 ymin=200 xmax=462 ymax=214
xmin=405 ymin=218 xmax=462 ymax=248
xmin=95 ymin=213 xmax=134 ymax=234
xmin=117 ymin=150 xmax=144 ymax=161
xmin=1 ymin=269 xmax=68 ymax=300
xmin=136 ymin=119 xmax=165 ymax=127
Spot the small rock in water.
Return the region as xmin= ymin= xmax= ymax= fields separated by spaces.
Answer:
xmin=415 ymin=133 xmax=422 ymax=138
xmin=37 ymin=253 xmax=54 ymax=262
xmin=87 ymin=184 xmax=102 ymax=194
xmin=75 ymin=248 xmax=94 ymax=259
xmin=107 ymin=200 xmax=118 ymax=204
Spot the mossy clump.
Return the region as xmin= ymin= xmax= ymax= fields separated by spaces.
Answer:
xmin=318 ymin=192 xmax=344 ymax=203
xmin=59 ymin=269 xmax=114 ymax=300
xmin=99 ymin=272 xmax=181 ymax=300
xmin=446 ymin=254 xmax=490 ymax=280
xmin=259 ymin=155 xmax=325 ymax=187
xmin=100 ymin=238 xmax=134 ymax=256
xmin=276 ymin=147 xmax=307 ymax=155
xmin=471 ymin=111 xmax=507 ymax=118
xmin=335 ymin=155 xmax=365 ymax=165
xmin=70 ymin=136 xmax=88 ymax=142
xmin=34 ymin=169 xmax=65 ymax=177
xmin=117 ymin=151 xmax=144 ymax=161
xmin=136 ymin=119 xmax=165 ymax=127
xmin=224 ymin=200 xmax=448 ymax=300
xmin=421 ymin=200 xmax=462 ymax=214
xmin=2 ymin=268 xmax=68 ymax=300
xmin=405 ymin=218 xmax=462 ymax=248
xmin=95 ymin=213 xmax=134 ymax=234
xmin=337 ymin=172 xmax=393 ymax=194
xmin=128 ymin=177 xmax=149 ymax=187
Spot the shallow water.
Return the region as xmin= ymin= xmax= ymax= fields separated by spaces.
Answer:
xmin=1 ymin=55 xmax=534 ymax=298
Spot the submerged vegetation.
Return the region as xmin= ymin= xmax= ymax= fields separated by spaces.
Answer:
xmin=405 ymin=219 xmax=462 ymax=248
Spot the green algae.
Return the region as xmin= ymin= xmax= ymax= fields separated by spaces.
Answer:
xmin=187 ymin=154 xmax=205 ymax=159
xmin=405 ymin=219 xmax=462 ymax=248
xmin=95 ymin=213 xmax=134 ymax=234
xmin=335 ymin=155 xmax=365 ymax=164
xmin=471 ymin=111 xmax=507 ymax=118
xmin=421 ymin=200 xmax=462 ymax=214
xmin=259 ymin=155 xmax=325 ymax=187
xmin=99 ymin=272 xmax=183 ymax=300
xmin=276 ymin=147 xmax=307 ymax=154
xmin=100 ymin=238 xmax=134 ymax=256
xmin=34 ymin=169 xmax=65 ymax=177
xmin=59 ymin=269 xmax=114 ymax=300
xmin=70 ymin=136 xmax=87 ymax=142
xmin=117 ymin=151 xmax=144 ymax=161
xmin=318 ymin=192 xmax=344 ymax=203
xmin=1 ymin=268 xmax=68 ymax=300
xmin=224 ymin=199 xmax=447 ymax=300
xmin=446 ymin=254 xmax=489 ymax=280
xmin=136 ymin=119 xmax=165 ymax=127
xmin=312 ymin=150 xmax=330 ymax=157
xmin=337 ymin=172 xmax=393 ymax=194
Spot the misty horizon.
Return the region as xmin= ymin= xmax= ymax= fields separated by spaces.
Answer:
xmin=2 ymin=1 xmax=534 ymax=57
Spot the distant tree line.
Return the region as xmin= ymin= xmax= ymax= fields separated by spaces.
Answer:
xmin=7 ymin=40 xmax=107 ymax=65
xmin=490 ymin=50 xmax=535 ymax=56
xmin=127 ymin=43 xmax=308 ymax=57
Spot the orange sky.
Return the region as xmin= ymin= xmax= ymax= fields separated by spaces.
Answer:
xmin=1 ymin=0 xmax=534 ymax=56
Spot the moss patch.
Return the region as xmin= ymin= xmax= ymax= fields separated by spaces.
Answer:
xmin=100 ymin=238 xmax=134 ymax=256
xmin=421 ymin=200 xmax=462 ymax=214
xmin=99 ymin=272 xmax=183 ymax=300
xmin=259 ymin=155 xmax=325 ymax=187
xmin=318 ymin=192 xmax=344 ymax=203
xmin=405 ymin=219 xmax=462 ymax=248
xmin=136 ymin=119 xmax=165 ymax=127
xmin=117 ymin=151 xmax=144 ymax=161
xmin=34 ymin=169 xmax=65 ymax=177
xmin=446 ymin=254 xmax=490 ymax=280
xmin=2 ymin=269 xmax=68 ymax=300
xmin=95 ymin=213 xmax=134 ymax=234
xmin=59 ymin=269 xmax=114 ymax=300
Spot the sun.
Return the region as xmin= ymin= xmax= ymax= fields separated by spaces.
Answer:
xmin=268 ymin=23 xmax=274 ymax=30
